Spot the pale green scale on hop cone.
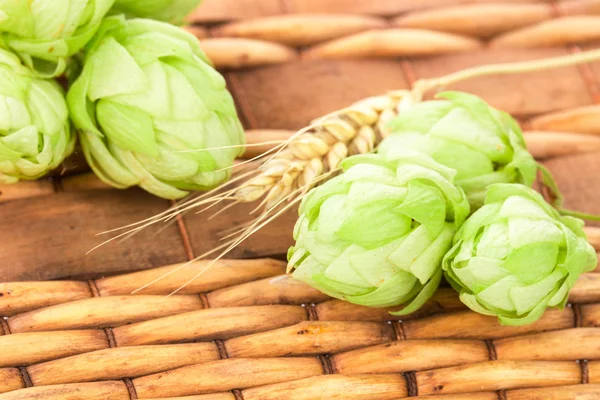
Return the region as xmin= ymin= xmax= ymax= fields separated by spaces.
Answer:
xmin=443 ymin=184 xmax=597 ymax=326
xmin=110 ymin=0 xmax=203 ymax=25
xmin=0 ymin=0 xmax=115 ymax=77
xmin=0 ymin=49 xmax=74 ymax=184
xmin=379 ymin=91 xmax=538 ymax=211
xmin=67 ymin=16 xmax=245 ymax=200
xmin=287 ymin=151 xmax=471 ymax=314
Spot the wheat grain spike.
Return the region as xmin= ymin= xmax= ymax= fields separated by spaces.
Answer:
xmin=233 ymin=90 xmax=412 ymax=211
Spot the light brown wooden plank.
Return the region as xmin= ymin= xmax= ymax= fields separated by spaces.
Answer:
xmin=393 ymin=3 xmax=551 ymax=38
xmin=491 ymin=16 xmax=600 ymax=48
xmin=315 ymin=287 xmax=465 ymax=322
xmin=242 ymin=374 xmax=407 ymax=400
xmin=495 ymin=328 xmax=600 ymax=361
xmin=590 ymin=361 xmax=600 ymax=383
xmin=199 ymin=38 xmax=297 ymax=69
xmin=27 ymin=343 xmax=220 ymax=386
xmin=507 ymin=384 xmax=600 ymax=400
xmin=133 ymin=358 xmax=323 ymax=398
xmin=0 ymin=281 xmax=91 ymax=317
xmin=0 ymin=190 xmax=187 ymax=281
xmin=0 ymin=381 xmax=129 ymax=400
xmin=95 ymin=259 xmax=286 ymax=296
xmin=416 ymin=361 xmax=581 ymax=395
xmin=570 ymin=273 xmax=600 ymax=303
xmin=143 ymin=395 xmax=234 ymax=400
xmin=331 ymin=340 xmax=489 ymax=374
xmin=529 ymin=105 xmax=600 ymax=134
xmin=182 ymin=201 xmax=296 ymax=262
xmin=306 ymin=29 xmax=482 ymax=59
xmin=206 ymin=274 xmax=329 ymax=307
xmin=586 ymin=227 xmax=600 ymax=251
xmin=215 ymin=15 xmax=387 ymax=46
xmin=143 ymin=395 xmax=235 ymax=400
xmin=403 ymin=308 xmax=574 ymax=340
xmin=0 ymin=180 xmax=54 ymax=203
xmin=524 ymin=131 xmax=600 ymax=159
xmin=225 ymin=321 xmax=394 ymax=358
xmin=61 ymin=173 xmax=110 ymax=192
xmin=558 ymin=0 xmax=600 ymax=16
xmin=414 ymin=395 xmax=498 ymax=400
xmin=285 ymin=0 xmax=473 ymax=16
xmin=333 ymin=339 xmax=489 ymax=374
xmin=0 ymin=330 xmax=108 ymax=367
xmin=8 ymin=295 xmax=202 ymax=333
xmin=113 ymin=305 xmax=307 ymax=346
xmin=0 ymin=369 xmax=24 ymax=394
xmin=581 ymin=303 xmax=600 ymax=327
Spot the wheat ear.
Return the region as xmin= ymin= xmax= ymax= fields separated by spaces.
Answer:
xmin=233 ymin=90 xmax=415 ymax=210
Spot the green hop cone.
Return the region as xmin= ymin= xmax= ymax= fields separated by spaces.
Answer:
xmin=443 ymin=183 xmax=597 ymax=326
xmin=380 ymin=91 xmax=538 ymax=210
xmin=67 ymin=16 xmax=245 ymax=199
xmin=110 ymin=0 xmax=203 ymax=25
xmin=0 ymin=49 xmax=74 ymax=184
xmin=287 ymin=151 xmax=470 ymax=313
xmin=0 ymin=0 xmax=115 ymax=77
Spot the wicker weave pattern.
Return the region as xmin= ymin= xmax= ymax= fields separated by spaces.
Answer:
xmin=1 ymin=0 xmax=600 ymax=399
xmin=0 ymin=251 xmax=599 ymax=399
xmin=182 ymin=0 xmax=600 ymax=70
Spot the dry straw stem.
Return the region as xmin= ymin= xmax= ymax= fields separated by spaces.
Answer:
xmin=101 ymin=48 xmax=600 ymax=295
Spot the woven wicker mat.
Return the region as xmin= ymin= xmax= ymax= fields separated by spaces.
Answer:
xmin=2 ymin=0 xmax=600 ymax=399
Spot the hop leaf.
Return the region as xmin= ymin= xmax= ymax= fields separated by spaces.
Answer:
xmin=443 ymin=184 xmax=597 ymax=326
xmin=0 ymin=49 xmax=74 ymax=183
xmin=380 ymin=91 xmax=538 ymax=210
xmin=288 ymin=151 xmax=470 ymax=313
xmin=66 ymin=16 xmax=245 ymax=199
xmin=0 ymin=0 xmax=115 ymax=77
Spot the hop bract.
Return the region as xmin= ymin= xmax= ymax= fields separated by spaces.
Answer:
xmin=67 ymin=16 xmax=245 ymax=199
xmin=287 ymin=151 xmax=470 ymax=313
xmin=0 ymin=0 xmax=115 ymax=77
xmin=443 ymin=184 xmax=597 ymax=326
xmin=0 ymin=49 xmax=74 ymax=184
xmin=380 ymin=91 xmax=537 ymax=210
xmin=110 ymin=0 xmax=202 ymax=25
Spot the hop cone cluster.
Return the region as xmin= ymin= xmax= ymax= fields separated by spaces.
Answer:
xmin=289 ymin=90 xmax=596 ymax=326
xmin=288 ymin=151 xmax=470 ymax=312
xmin=67 ymin=16 xmax=245 ymax=199
xmin=1 ymin=1 xmax=242 ymax=194
xmin=0 ymin=0 xmax=115 ymax=77
xmin=443 ymin=184 xmax=597 ymax=326
xmin=0 ymin=49 xmax=74 ymax=183
xmin=379 ymin=91 xmax=538 ymax=210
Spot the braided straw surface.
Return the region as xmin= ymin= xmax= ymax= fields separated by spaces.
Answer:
xmin=0 ymin=248 xmax=599 ymax=399
xmin=2 ymin=0 xmax=600 ymax=399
